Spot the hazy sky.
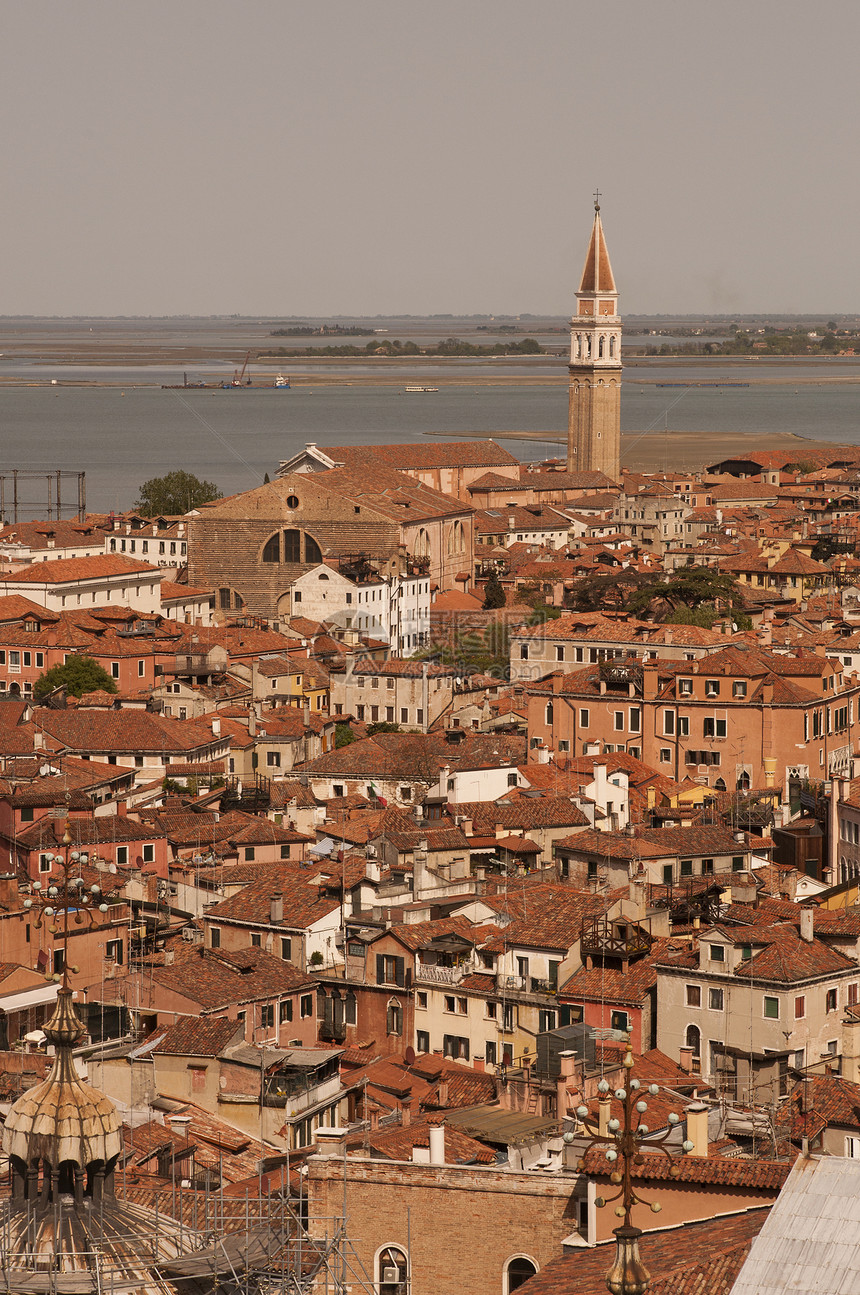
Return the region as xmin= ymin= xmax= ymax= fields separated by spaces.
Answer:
xmin=3 ymin=1 xmax=858 ymax=316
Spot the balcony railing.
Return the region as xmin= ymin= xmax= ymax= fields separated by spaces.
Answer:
xmin=415 ymin=958 xmax=475 ymax=985
xmin=580 ymin=915 xmax=652 ymax=960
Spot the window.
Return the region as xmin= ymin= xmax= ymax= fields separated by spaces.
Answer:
xmin=732 ymin=855 xmax=744 ymax=872
xmin=260 ymin=1004 xmax=274 ymax=1029
xmin=105 ymin=939 xmax=123 ymax=965
xmin=709 ymin=944 xmax=724 ymax=962
xmin=539 ymin=1008 xmax=557 ymax=1033
xmin=705 ymin=680 xmax=720 ymax=697
xmin=486 ymin=1040 xmax=497 ymax=1066
xmin=764 ymin=996 xmax=780 ymax=1019
xmin=520 ymin=645 xmax=529 ymax=660
xmin=345 ymin=991 xmax=357 ymax=1025
xmin=701 ymin=858 xmax=714 ymax=875
xmin=251 ymin=932 xmax=262 ymax=948
xmin=210 ymin=927 xmax=221 ymax=948
xmin=660 ymin=748 xmax=672 ymax=763
xmin=110 ymin=661 xmax=120 ymax=679
xmin=457 ymin=997 xmax=468 ymax=1015
xmin=386 ymin=1000 xmax=403 ymax=1035
xmin=442 ymin=1035 xmax=470 ymax=1061
xmin=279 ymin=999 xmax=293 ymax=1023
xmin=610 ymin=1009 xmax=629 ymax=1032
xmin=579 ymin=708 xmax=589 ymax=727
xmin=417 ymin=991 xmax=428 ymax=1009
xmin=142 ymin=843 xmax=154 ymax=864
xmin=444 ymin=995 xmax=455 ymax=1013
xmin=556 ymin=645 xmax=564 ymax=662
xmin=486 ymin=1000 xmax=497 ymax=1019
xmin=795 ymin=996 xmax=806 ymax=1020
xmin=629 ymin=707 xmax=641 ymax=733
xmin=709 ymin=987 xmax=724 ymax=1011
xmin=613 ymin=710 xmax=624 ymax=731
xmin=703 ymin=717 xmax=727 ymax=738
xmin=662 ymin=710 xmax=675 ymax=736
xmin=115 ymin=845 xmax=129 ymax=866
xmin=417 ymin=1030 xmax=430 ymax=1053
xmin=680 ymin=858 xmax=693 ymax=877
xmin=505 ymin=1257 xmax=538 ymax=1294
xmin=280 ymin=845 xmax=291 ymax=860
xmin=300 ymin=994 xmax=313 ymax=1018
xmin=849 ymin=983 xmax=859 ymax=1007
xmin=686 ymin=985 xmax=701 ymax=1007
xmin=733 ymin=681 xmax=747 ymax=698
xmin=267 ymin=751 xmax=281 ymax=768
xmin=244 ymin=847 xmax=256 ymax=862
xmin=826 ymin=988 xmax=838 ymax=1012
xmin=400 ymin=707 xmax=408 ymax=724
xmin=377 ymin=954 xmax=405 ymax=987
xmin=378 ymin=1246 xmax=409 ymax=1295
xmin=679 ymin=679 xmax=693 ymax=696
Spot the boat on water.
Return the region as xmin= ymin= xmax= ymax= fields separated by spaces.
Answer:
xmin=405 ymin=385 xmax=438 ymax=393
xmin=275 ymin=374 xmax=291 ymax=388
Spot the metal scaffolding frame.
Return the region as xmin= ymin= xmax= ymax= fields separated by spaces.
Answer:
xmin=0 ymin=471 xmax=86 ymax=524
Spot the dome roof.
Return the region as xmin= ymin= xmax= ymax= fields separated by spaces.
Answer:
xmin=1 ymin=988 xmax=121 ymax=1167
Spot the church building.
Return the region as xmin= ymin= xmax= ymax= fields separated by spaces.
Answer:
xmin=567 ymin=199 xmax=622 ymax=481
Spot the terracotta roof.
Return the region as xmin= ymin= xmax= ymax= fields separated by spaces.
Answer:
xmin=2 ymin=555 xmax=159 ymax=584
xmin=518 ymin=1208 xmax=769 ymax=1295
xmin=319 ymin=440 xmax=520 ymax=470
xmin=203 ymin=869 xmax=342 ymax=930
xmin=151 ymin=1016 xmax=242 ymax=1056
xmin=148 ymin=946 xmax=316 ymax=1010
xmin=581 ymin=1145 xmax=792 ymax=1189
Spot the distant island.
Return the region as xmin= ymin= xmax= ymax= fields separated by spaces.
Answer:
xmin=262 ymin=336 xmax=546 ymax=358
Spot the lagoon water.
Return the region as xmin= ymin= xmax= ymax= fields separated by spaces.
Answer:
xmin=1 ymin=357 xmax=860 ymax=512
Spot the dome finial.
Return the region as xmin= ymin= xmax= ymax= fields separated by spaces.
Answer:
xmin=594 ymin=187 xmax=601 ymax=213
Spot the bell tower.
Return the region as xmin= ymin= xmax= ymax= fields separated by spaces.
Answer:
xmin=567 ymin=195 xmax=621 ymax=480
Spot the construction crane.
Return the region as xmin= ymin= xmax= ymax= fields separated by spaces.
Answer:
xmin=232 ymin=350 xmax=252 ymax=387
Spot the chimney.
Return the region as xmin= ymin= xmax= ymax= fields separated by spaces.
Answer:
xmin=598 ymin=1097 xmax=611 ymax=1137
xmin=33 ymin=731 xmax=44 ymax=750
xmin=800 ymin=905 xmax=814 ymax=943
xmin=164 ymin=949 xmax=175 ymax=966
xmin=0 ymin=874 xmax=17 ymax=907
xmin=211 ymin=717 xmax=221 ymax=737
xmin=248 ymin=708 xmax=256 ymax=737
xmin=843 ymin=1015 xmax=860 ymax=1084
xmin=678 ymin=1046 xmax=694 ymax=1074
xmin=685 ymin=1102 xmax=708 ymax=1157
xmin=437 ymin=1079 xmax=449 ymax=1106
xmin=270 ymin=894 xmax=284 ymax=924
xmin=428 ymin=1123 xmax=445 ymax=1166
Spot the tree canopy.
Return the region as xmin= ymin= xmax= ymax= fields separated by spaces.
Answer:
xmin=482 ymin=569 xmax=506 ymax=609
xmin=34 ymin=656 xmax=118 ymax=700
xmin=133 ymin=471 xmax=222 ymax=517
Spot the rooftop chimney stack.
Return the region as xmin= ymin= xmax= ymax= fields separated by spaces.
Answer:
xmin=800 ymin=905 xmax=814 ymax=943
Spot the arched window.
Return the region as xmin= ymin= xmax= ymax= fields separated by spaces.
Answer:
xmin=414 ymin=528 xmax=430 ymax=559
xmin=686 ymin=1023 xmax=701 ymax=1057
xmin=505 ymin=1256 xmax=538 ymax=1293
xmin=377 ymin=1246 xmax=408 ymax=1295
xmin=714 ymin=777 xmax=727 ymax=792
xmin=262 ymin=529 xmax=323 ymax=565
xmin=609 ymin=334 xmax=616 ymax=358
xmin=736 ymin=770 xmax=751 ymax=792
xmin=598 ymin=335 xmax=605 ymax=359
xmin=545 ymin=702 xmax=554 ymax=726
xmin=218 ymin=587 xmax=244 ymax=611
xmin=345 ymin=990 xmax=357 ymax=1025
xmin=386 ymin=998 xmax=403 ymax=1036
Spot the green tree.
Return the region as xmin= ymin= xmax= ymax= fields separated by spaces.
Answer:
xmin=367 ymin=721 xmax=402 ymax=736
xmin=335 ymin=722 xmax=356 ymax=748
xmin=134 ymin=470 xmax=222 ymax=516
xmin=35 ymin=656 xmax=118 ymax=700
xmin=482 ymin=569 xmax=506 ymax=609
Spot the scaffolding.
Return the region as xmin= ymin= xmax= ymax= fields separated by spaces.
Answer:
xmin=0 ymin=471 xmax=86 ymax=524
xmin=0 ymin=1172 xmax=388 ymax=1295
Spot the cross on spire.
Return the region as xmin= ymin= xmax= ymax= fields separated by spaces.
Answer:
xmin=593 ymin=188 xmax=601 ymax=212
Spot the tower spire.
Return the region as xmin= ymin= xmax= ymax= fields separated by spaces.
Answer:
xmin=567 ymin=197 xmax=621 ymax=480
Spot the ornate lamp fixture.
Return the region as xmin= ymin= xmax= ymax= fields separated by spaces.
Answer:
xmin=24 ymin=824 xmax=110 ymax=985
xmin=565 ymin=1039 xmax=696 ymax=1295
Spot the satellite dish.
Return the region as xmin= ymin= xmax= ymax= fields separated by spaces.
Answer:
xmin=404 ymin=1046 xmax=416 ymax=1065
